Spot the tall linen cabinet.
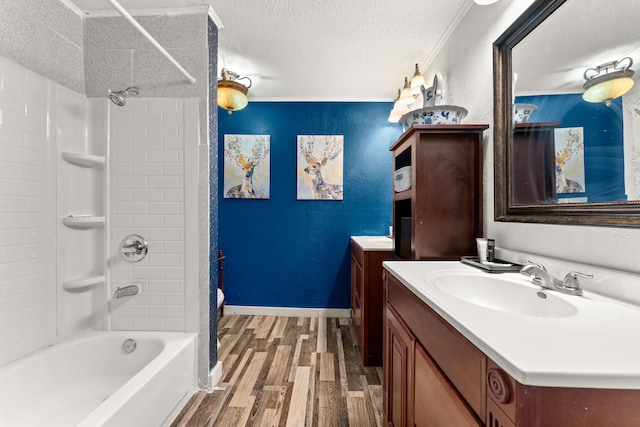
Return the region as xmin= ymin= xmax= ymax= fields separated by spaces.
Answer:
xmin=391 ymin=125 xmax=488 ymax=260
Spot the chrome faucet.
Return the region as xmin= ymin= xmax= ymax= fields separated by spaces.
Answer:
xmin=520 ymin=262 xmax=592 ymax=296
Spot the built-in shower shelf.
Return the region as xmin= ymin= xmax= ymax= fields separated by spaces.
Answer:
xmin=62 ymin=152 xmax=105 ymax=168
xmin=62 ymin=215 xmax=105 ymax=229
xmin=62 ymin=275 xmax=105 ymax=291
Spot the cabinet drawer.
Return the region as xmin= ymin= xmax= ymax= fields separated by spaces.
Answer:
xmin=386 ymin=272 xmax=486 ymax=419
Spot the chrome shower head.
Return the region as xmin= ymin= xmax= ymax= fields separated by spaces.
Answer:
xmin=108 ymin=86 xmax=140 ymax=106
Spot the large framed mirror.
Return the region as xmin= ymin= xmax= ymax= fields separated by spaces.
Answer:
xmin=494 ymin=0 xmax=640 ymax=226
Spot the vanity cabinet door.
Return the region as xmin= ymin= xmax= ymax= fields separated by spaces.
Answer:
xmin=414 ymin=342 xmax=483 ymax=427
xmin=385 ymin=305 xmax=414 ymax=427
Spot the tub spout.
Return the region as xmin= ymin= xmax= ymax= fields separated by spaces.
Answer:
xmin=113 ymin=284 xmax=141 ymax=299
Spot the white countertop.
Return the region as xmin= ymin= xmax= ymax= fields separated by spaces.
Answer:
xmin=383 ymin=260 xmax=640 ymax=389
xmin=351 ymin=235 xmax=393 ymax=251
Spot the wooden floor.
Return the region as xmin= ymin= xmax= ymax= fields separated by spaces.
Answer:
xmin=171 ymin=315 xmax=383 ymax=427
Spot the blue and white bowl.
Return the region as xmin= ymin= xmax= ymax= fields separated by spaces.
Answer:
xmin=513 ymin=104 xmax=537 ymax=123
xmin=399 ymin=106 xmax=468 ymax=130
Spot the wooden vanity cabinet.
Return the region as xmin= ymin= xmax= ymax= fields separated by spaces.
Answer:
xmin=383 ymin=269 xmax=640 ymax=427
xmin=390 ymin=125 xmax=488 ymax=260
xmin=384 ymin=271 xmax=484 ymax=426
xmin=350 ymin=240 xmax=393 ymax=366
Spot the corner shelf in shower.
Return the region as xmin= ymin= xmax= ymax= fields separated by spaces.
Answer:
xmin=61 ymin=152 xmax=105 ymax=168
xmin=62 ymin=274 xmax=105 ymax=291
xmin=62 ymin=215 xmax=105 ymax=229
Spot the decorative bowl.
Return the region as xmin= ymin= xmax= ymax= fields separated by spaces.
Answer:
xmin=513 ymin=104 xmax=537 ymax=123
xmin=399 ymin=106 xmax=468 ymax=130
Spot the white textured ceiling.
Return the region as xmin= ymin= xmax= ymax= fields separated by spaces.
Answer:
xmin=68 ymin=0 xmax=472 ymax=102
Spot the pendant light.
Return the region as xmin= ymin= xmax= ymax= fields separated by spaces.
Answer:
xmin=217 ymin=68 xmax=252 ymax=114
xmin=583 ymin=57 xmax=634 ymax=107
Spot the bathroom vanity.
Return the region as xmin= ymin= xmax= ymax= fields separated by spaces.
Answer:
xmin=350 ymin=236 xmax=394 ymax=366
xmin=382 ymin=261 xmax=640 ymax=427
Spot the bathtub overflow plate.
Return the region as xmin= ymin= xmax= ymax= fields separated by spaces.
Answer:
xmin=122 ymin=338 xmax=137 ymax=353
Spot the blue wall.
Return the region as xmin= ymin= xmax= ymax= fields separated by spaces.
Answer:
xmin=515 ymin=94 xmax=625 ymax=202
xmin=218 ymin=102 xmax=401 ymax=309
xmin=207 ymin=19 xmax=219 ymax=367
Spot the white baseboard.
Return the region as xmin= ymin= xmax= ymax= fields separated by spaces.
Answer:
xmin=223 ymin=305 xmax=351 ymax=318
xmin=209 ymin=361 xmax=223 ymax=388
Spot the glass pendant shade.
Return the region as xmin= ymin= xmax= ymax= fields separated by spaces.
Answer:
xmin=217 ymin=80 xmax=249 ymax=114
xmin=583 ymin=57 xmax=635 ymax=107
xmin=410 ymin=64 xmax=426 ymax=95
xmin=388 ymin=104 xmax=409 ymax=123
xmin=583 ymin=74 xmax=634 ymax=106
xmin=398 ymin=77 xmax=415 ymax=105
xmin=388 ymin=89 xmax=409 ymax=122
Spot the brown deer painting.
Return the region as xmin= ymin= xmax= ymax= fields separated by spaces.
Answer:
xmin=298 ymin=135 xmax=344 ymax=200
xmin=224 ymin=135 xmax=270 ymax=199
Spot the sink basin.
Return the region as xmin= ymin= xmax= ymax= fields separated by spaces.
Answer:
xmin=426 ymin=272 xmax=579 ymax=318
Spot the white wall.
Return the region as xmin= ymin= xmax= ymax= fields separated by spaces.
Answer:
xmin=424 ymin=0 xmax=640 ymax=275
xmin=108 ymin=98 xmax=199 ymax=332
xmin=0 ymin=56 xmax=56 ymax=366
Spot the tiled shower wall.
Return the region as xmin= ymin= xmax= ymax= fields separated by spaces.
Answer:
xmin=109 ymin=98 xmax=188 ymax=331
xmin=0 ymin=57 xmax=55 ymax=366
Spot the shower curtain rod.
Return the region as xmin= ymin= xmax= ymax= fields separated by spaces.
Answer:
xmin=106 ymin=0 xmax=197 ymax=84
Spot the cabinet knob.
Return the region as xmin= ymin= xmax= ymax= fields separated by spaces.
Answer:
xmin=487 ymin=368 xmax=511 ymax=404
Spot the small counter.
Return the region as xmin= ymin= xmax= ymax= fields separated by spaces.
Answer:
xmin=350 ymin=235 xmax=393 ymax=251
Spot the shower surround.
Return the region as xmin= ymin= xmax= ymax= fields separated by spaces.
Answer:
xmin=0 ymin=0 xmax=215 ymax=390
xmin=0 ymin=54 xmax=201 ymax=361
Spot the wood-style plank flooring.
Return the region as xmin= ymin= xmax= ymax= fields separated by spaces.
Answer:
xmin=171 ymin=315 xmax=383 ymax=427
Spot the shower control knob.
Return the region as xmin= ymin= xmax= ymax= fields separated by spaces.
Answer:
xmin=119 ymin=234 xmax=148 ymax=262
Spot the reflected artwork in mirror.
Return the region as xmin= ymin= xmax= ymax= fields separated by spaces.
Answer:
xmin=493 ymin=0 xmax=640 ymax=226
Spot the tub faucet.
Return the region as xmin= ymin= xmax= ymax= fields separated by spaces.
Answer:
xmin=113 ymin=284 xmax=140 ymax=299
xmin=520 ymin=262 xmax=592 ymax=296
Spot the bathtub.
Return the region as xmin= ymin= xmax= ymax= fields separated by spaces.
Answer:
xmin=0 ymin=331 xmax=197 ymax=427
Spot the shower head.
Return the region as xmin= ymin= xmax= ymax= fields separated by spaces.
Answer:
xmin=108 ymin=86 xmax=140 ymax=106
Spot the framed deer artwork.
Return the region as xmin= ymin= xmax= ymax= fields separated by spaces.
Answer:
xmin=223 ymin=134 xmax=270 ymax=199
xmin=297 ymin=135 xmax=344 ymax=200
xmin=554 ymin=127 xmax=586 ymax=195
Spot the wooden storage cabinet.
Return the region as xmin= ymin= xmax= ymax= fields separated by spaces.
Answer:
xmin=390 ymin=125 xmax=488 ymax=260
xmin=350 ymin=239 xmax=392 ymax=366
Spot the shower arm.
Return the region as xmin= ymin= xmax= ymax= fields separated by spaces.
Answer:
xmin=105 ymin=0 xmax=196 ymax=84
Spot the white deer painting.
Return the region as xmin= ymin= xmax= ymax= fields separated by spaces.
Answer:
xmin=223 ymin=134 xmax=270 ymax=199
xmin=297 ymin=135 xmax=344 ymax=200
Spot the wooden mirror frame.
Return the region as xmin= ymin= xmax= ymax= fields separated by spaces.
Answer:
xmin=493 ymin=0 xmax=640 ymax=227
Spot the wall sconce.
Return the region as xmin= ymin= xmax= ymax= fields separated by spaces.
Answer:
xmin=217 ymin=68 xmax=252 ymax=114
xmin=410 ymin=63 xmax=426 ymax=95
xmin=583 ymin=57 xmax=634 ymax=107
xmin=388 ymin=89 xmax=410 ymax=123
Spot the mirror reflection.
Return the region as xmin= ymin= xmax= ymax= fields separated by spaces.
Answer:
xmin=511 ymin=0 xmax=640 ymax=205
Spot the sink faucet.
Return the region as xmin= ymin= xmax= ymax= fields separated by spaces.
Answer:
xmin=520 ymin=262 xmax=592 ymax=296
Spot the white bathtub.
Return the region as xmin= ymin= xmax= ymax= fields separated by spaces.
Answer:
xmin=0 ymin=331 xmax=197 ymax=427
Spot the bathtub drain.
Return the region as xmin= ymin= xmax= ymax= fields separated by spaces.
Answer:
xmin=122 ymin=338 xmax=137 ymax=353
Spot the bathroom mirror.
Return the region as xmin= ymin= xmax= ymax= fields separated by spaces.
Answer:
xmin=493 ymin=0 xmax=640 ymax=226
